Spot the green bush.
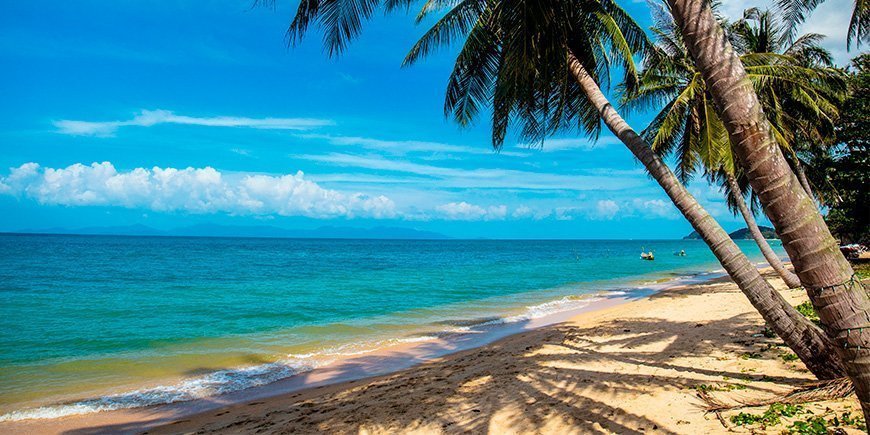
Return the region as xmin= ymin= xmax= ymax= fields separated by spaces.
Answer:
xmin=795 ymin=301 xmax=820 ymax=326
xmin=788 ymin=411 xmax=866 ymax=434
xmin=781 ymin=352 xmax=799 ymax=362
xmin=789 ymin=416 xmax=829 ymax=434
xmin=730 ymin=403 xmax=803 ymax=427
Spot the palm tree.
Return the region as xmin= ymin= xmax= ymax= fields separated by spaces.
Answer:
xmin=280 ymin=0 xmax=845 ymax=379
xmin=728 ymin=8 xmax=844 ymax=204
xmin=775 ymin=0 xmax=868 ymax=49
xmin=624 ymin=6 xmax=848 ymax=289
xmin=665 ymin=0 xmax=870 ymax=418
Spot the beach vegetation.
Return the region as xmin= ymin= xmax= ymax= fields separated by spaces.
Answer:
xmin=795 ymin=301 xmax=821 ymax=326
xmin=788 ymin=411 xmax=867 ymax=434
xmin=730 ymin=402 xmax=805 ymax=427
xmin=740 ymin=351 xmax=765 ymax=360
xmin=781 ymin=352 xmax=800 ymax=362
xmin=812 ymin=54 xmax=870 ymax=245
xmin=787 ymin=416 xmax=833 ymax=434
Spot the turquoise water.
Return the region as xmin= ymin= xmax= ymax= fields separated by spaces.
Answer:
xmin=0 ymin=234 xmax=780 ymax=419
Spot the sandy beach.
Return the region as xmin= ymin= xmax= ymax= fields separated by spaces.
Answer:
xmin=2 ymin=268 xmax=863 ymax=434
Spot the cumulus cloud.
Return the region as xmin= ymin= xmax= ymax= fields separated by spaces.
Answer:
xmin=54 ymin=109 xmax=334 ymax=137
xmin=513 ymin=205 xmax=534 ymax=218
xmin=436 ymin=202 xmax=508 ymax=221
xmin=0 ymin=162 xmax=394 ymax=219
xmin=592 ymin=200 xmax=621 ymax=220
xmin=512 ymin=205 xmax=551 ymax=220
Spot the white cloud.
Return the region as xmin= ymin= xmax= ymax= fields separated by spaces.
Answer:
xmin=297 ymin=134 xmax=529 ymax=158
xmin=0 ymin=162 xmax=38 ymax=195
xmin=1 ymin=162 xmax=575 ymax=222
xmin=0 ymin=162 xmax=394 ymax=219
xmin=54 ymin=109 xmax=334 ymax=137
xmin=436 ymin=202 xmax=508 ymax=221
xmin=512 ymin=205 xmax=551 ymax=220
xmin=517 ymin=136 xmax=621 ymax=152
xmin=294 ymin=153 xmax=645 ymax=191
xmin=513 ymin=205 xmax=533 ymax=218
xmin=593 ymin=200 xmax=620 ymax=220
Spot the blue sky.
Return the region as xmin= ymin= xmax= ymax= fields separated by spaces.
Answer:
xmin=0 ymin=0 xmax=855 ymax=239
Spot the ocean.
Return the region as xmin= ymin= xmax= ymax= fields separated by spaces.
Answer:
xmin=0 ymin=234 xmax=781 ymax=420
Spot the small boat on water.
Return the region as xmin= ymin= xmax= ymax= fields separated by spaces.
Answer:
xmin=675 ymin=249 xmax=686 ymax=257
xmin=640 ymin=246 xmax=655 ymax=260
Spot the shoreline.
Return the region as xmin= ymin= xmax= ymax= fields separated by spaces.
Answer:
xmin=0 ymin=268 xmax=734 ymax=434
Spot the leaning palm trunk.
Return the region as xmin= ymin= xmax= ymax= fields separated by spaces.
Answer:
xmin=794 ymin=160 xmax=814 ymax=199
xmin=567 ymin=52 xmax=844 ymax=380
xmin=791 ymin=157 xmax=819 ymax=211
xmin=725 ymin=173 xmax=802 ymax=288
xmin=666 ymin=0 xmax=870 ymax=418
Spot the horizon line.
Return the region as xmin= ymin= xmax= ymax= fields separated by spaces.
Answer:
xmin=0 ymin=230 xmax=738 ymax=242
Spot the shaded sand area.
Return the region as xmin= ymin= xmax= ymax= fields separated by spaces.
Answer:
xmin=6 ymin=269 xmax=865 ymax=434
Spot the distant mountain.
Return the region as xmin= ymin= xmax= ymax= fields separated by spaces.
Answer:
xmin=8 ymin=224 xmax=449 ymax=240
xmin=683 ymin=226 xmax=778 ymax=240
xmin=728 ymin=226 xmax=778 ymax=239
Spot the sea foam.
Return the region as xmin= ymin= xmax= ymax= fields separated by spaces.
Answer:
xmin=0 ymin=335 xmax=447 ymax=422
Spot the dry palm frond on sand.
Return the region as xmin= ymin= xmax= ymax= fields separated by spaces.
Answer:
xmin=699 ymin=377 xmax=854 ymax=412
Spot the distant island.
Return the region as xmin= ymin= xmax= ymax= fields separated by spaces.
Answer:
xmin=683 ymin=226 xmax=778 ymax=240
xmin=6 ymin=224 xmax=449 ymax=240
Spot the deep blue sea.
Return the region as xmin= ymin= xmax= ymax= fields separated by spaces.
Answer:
xmin=0 ymin=234 xmax=781 ymax=420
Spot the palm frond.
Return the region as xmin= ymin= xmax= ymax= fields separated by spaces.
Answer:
xmin=848 ymin=0 xmax=870 ymax=49
xmin=699 ymin=377 xmax=854 ymax=412
xmin=404 ymin=0 xmax=487 ymax=65
xmin=774 ymin=0 xmax=823 ymax=44
xmin=442 ymin=10 xmax=500 ymax=127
